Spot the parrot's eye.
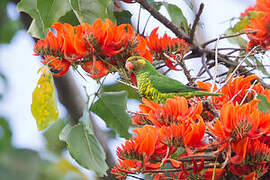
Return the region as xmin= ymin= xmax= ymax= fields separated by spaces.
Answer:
xmin=133 ymin=57 xmax=138 ymax=61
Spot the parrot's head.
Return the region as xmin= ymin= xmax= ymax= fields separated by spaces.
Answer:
xmin=125 ymin=56 xmax=151 ymax=74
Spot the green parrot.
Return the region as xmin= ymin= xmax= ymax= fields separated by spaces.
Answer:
xmin=125 ymin=56 xmax=220 ymax=104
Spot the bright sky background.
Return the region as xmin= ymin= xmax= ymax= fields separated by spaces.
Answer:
xmin=0 ymin=0 xmax=256 ymax=177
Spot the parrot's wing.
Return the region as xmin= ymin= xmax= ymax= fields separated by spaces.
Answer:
xmin=149 ymin=74 xmax=201 ymax=93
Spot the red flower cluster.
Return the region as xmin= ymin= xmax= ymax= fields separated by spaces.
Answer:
xmin=112 ymin=97 xmax=224 ymax=179
xmin=241 ymin=0 xmax=270 ymax=50
xmin=34 ymin=19 xmax=144 ymax=77
xmin=146 ymin=27 xmax=189 ymax=70
xmin=197 ymin=75 xmax=263 ymax=109
xmin=34 ymin=19 xmax=189 ymax=78
xmin=113 ymin=75 xmax=270 ymax=179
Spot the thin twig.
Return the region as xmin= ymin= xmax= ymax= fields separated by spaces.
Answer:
xmin=169 ymin=53 xmax=195 ymax=86
xmin=203 ymin=71 xmax=228 ymax=82
xmin=127 ymin=110 xmax=147 ymax=116
xmin=214 ymin=45 xmax=259 ymax=93
xmin=211 ymin=36 xmax=221 ymax=92
xmin=240 ymin=80 xmax=257 ymax=105
xmin=117 ymin=79 xmax=138 ymax=90
xmin=190 ymin=3 xmax=204 ymax=42
xmin=137 ymin=5 xmax=142 ymax=34
xmin=143 ymin=165 xmax=221 ymax=173
xmin=202 ymin=31 xmax=256 ymax=48
xmin=127 ymin=174 xmax=145 ymax=180
xmin=89 ymin=76 xmax=107 ymax=110
xmin=142 ymin=14 xmax=151 ymax=36
xmin=200 ymin=52 xmax=213 ymax=80
xmin=230 ymin=89 xmax=242 ymax=102
xmin=212 ymin=47 xmax=245 ymax=51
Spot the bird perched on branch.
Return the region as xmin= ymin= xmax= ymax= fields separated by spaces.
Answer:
xmin=125 ymin=56 xmax=220 ymax=104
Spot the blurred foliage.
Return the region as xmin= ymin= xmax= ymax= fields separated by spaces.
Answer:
xmin=0 ymin=0 xmax=22 ymax=43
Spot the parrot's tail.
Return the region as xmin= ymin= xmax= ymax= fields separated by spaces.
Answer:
xmin=193 ymin=91 xmax=222 ymax=97
xmin=176 ymin=91 xmax=221 ymax=98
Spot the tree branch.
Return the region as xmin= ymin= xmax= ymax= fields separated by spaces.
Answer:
xmin=136 ymin=0 xmax=191 ymax=43
xmin=190 ymin=3 xmax=204 ymax=43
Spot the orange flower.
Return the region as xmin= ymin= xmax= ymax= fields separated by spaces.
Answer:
xmin=111 ymin=159 xmax=142 ymax=179
xmin=208 ymin=101 xmax=270 ymax=159
xmin=89 ymin=19 xmax=136 ymax=58
xmin=241 ymin=0 xmax=270 ymax=49
xmin=133 ymin=125 xmax=159 ymax=158
xmin=34 ymin=31 xmax=64 ymax=58
xmin=159 ymin=116 xmax=206 ymax=153
xmin=132 ymin=35 xmax=153 ymax=63
xmin=245 ymin=12 xmax=270 ymax=50
xmin=146 ymin=27 xmax=189 ymax=70
xmin=197 ymin=75 xmax=259 ymax=109
xmin=242 ymin=0 xmax=270 ymax=16
xmin=51 ymin=22 xmax=90 ymax=60
xmin=80 ymin=59 xmax=110 ymax=79
xmin=41 ymin=56 xmax=70 ymax=76
xmin=34 ymin=22 xmax=92 ymax=76
xmin=35 ymin=23 xmax=91 ymax=61
xmin=134 ymin=97 xmax=202 ymax=127
xmin=116 ymin=125 xmax=164 ymax=162
xmin=202 ymin=168 xmax=225 ymax=180
xmin=229 ymin=139 xmax=270 ymax=178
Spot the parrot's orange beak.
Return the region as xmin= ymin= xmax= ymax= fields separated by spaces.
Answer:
xmin=125 ymin=61 xmax=134 ymax=70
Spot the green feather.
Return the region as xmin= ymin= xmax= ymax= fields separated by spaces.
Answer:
xmin=126 ymin=56 xmax=220 ymax=104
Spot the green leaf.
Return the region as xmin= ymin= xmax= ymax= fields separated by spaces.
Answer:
xmin=17 ymin=0 xmax=46 ymax=39
xmin=114 ymin=10 xmax=132 ymax=25
xmin=90 ymin=91 xmax=131 ymax=138
xmin=28 ymin=18 xmax=46 ymax=39
xmin=232 ymin=16 xmax=248 ymax=33
xmin=102 ymin=82 xmax=139 ymax=100
xmin=17 ymin=0 xmax=39 ymax=20
xmin=164 ymin=3 xmax=188 ymax=31
xmin=58 ymin=10 xmax=80 ymax=26
xmin=106 ymin=1 xmax=116 ymax=23
xmin=0 ymin=149 xmax=41 ymax=180
xmin=257 ymin=94 xmax=270 ymax=113
xmin=43 ymin=119 xmax=66 ymax=155
xmin=225 ymin=28 xmax=247 ymax=48
xmin=69 ymin=0 xmax=113 ymax=24
xmin=0 ymin=117 xmax=12 ymax=152
xmin=31 ymin=68 xmax=59 ymax=131
xmin=59 ymin=110 xmax=108 ymax=177
xmin=36 ymin=0 xmax=71 ymax=30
